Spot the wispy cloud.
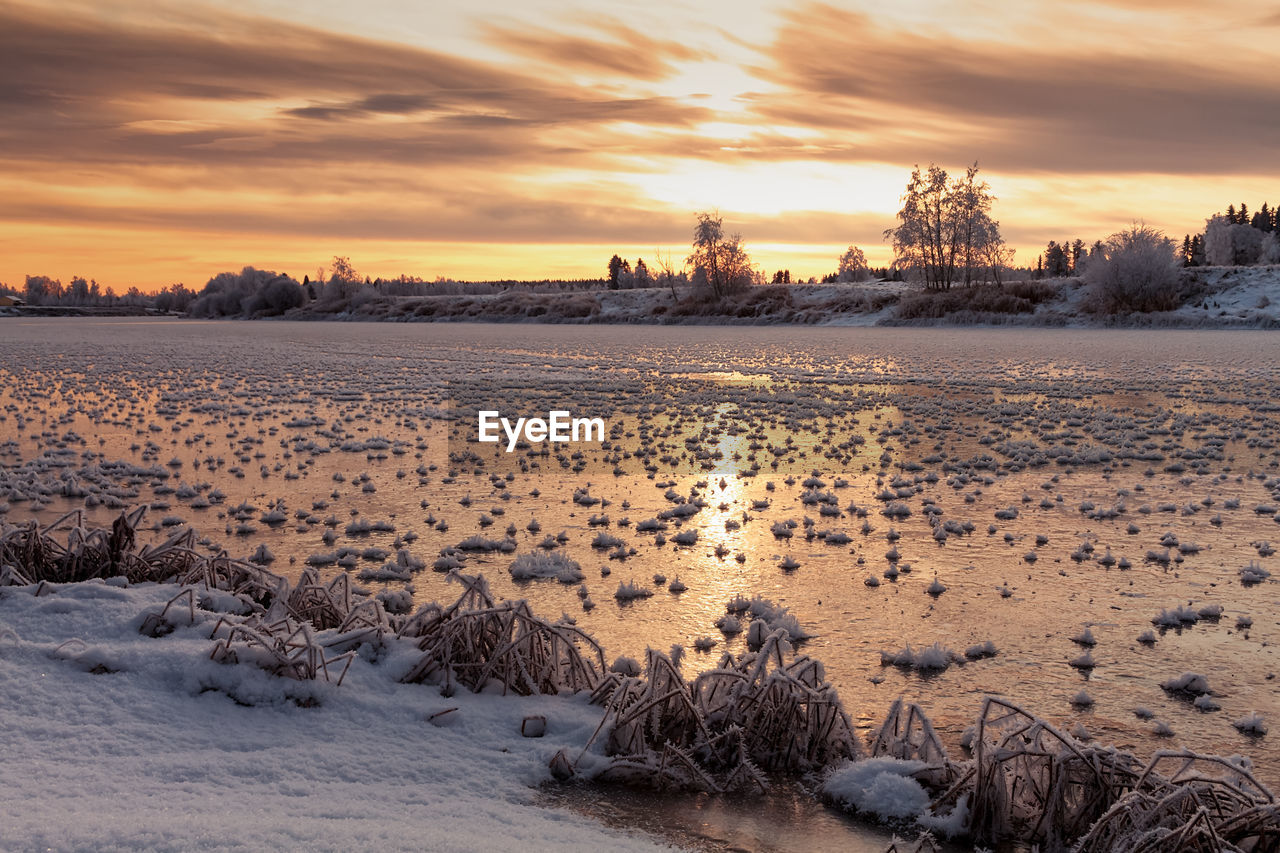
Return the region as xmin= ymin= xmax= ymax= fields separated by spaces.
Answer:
xmin=0 ymin=1 xmax=710 ymax=170
xmin=744 ymin=3 xmax=1280 ymax=174
xmin=481 ymin=18 xmax=708 ymax=80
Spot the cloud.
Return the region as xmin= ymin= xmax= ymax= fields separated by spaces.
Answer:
xmin=3 ymin=0 xmax=1277 ymax=289
xmin=481 ymin=19 xmax=707 ymax=80
xmin=0 ymin=1 xmax=710 ymax=171
xmin=745 ymin=3 xmax=1280 ymax=174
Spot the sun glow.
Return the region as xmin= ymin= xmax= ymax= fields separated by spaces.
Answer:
xmin=626 ymin=161 xmax=906 ymax=219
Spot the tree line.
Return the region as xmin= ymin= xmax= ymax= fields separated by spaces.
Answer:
xmin=8 ymin=276 xmax=197 ymax=312
xmin=6 ymin=180 xmax=1276 ymax=316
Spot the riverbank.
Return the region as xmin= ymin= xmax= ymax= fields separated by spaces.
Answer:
xmin=6 ymin=267 xmax=1278 ymax=328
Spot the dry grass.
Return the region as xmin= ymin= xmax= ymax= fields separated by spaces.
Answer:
xmin=1 ymin=509 xmax=282 ymax=603
xmin=893 ymin=697 xmax=1280 ymax=852
xmin=211 ymin=618 xmax=356 ymax=685
xmin=933 ymin=698 xmax=1144 ymax=849
xmin=399 ymin=572 xmax=605 ymax=696
xmin=580 ymin=628 xmax=858 ymax=792
xmin=1073 ymin=751 xmax=1278 ymax=852
xmin=894 ymin=280 xmax=1058 ymax=320
xmin=869 ymin=698 xmax=958 ymax=789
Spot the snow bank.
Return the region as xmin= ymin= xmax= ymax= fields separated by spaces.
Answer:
xmin=0 ymin=581 xmax=664 ymax=852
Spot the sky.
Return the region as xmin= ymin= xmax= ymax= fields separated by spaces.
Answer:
xmin=2 ymin=0 xmax=1278 ymax=291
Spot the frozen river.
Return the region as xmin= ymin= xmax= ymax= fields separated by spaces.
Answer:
xmin=2 ymin=318 xmax=1278 ymax=846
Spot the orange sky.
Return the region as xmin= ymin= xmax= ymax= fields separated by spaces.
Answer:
xmin=2 ymin=0 xmax=1278 ymax=292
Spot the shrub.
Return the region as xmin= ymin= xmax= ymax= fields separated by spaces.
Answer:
xmin=1084 ymin=224 xmax=1181 ymax=313
xmin=893 ymin=280 xmax=1057 ymax=320
xmin=190 ymin=267 xmax=303 ymax=317
xmin=671 ymin=285 xmax=794 ymax=318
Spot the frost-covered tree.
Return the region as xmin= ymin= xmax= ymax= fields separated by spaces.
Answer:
xmin=1084 ymin=223 xmax=1181 ymax=313
xmin=687 ymin=212 xmax=756 ymax=297
xmin=329 ymin=256 xmax=359 ymax=283
xmin=190 ymin=266 xmax=303 ymax=317
xmin=837 ymin=245 xmax=870 ymax=282
xmin=950 ymin=164 xmax=999 ymax=286
xmin=24 ymin=275 xmax=62 ymax=306
xmin=1204 ymin=215 xmax=1264 ymax=266
xmin=153 ymin=283 xmax=196 ymax=313
xmin=977 ymin=221 xmax=1015 ymax=285
xmin=884 ymin=163 xmax=1001 ymax=290
xmin=316 ymin=256 xmax=364 ymax=304
xmin=1261 ymin=232 xmax=1280 ymax=265
xmin=633 ymin=258 xmax=651 ymax=286
xmin=616 ymin=258 xmax=633 ymax=288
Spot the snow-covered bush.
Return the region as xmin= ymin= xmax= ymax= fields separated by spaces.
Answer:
xmin=189 ymin=266 xmax=304 ymax=318
xmin=1083 ymin=223 xmax=1182 ymax=313
xmin=1204 ymin=214 xmax=1266 ymax=266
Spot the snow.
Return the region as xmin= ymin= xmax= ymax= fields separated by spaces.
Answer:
xmin=824 ymin=757 xmax=930 ymax=820
xmin=0 ymin=580 xmax=667 ymax=852
xmin=508 ymin=550 xmax=584 ymax=583
xmin=880 ymin=642 xmax=957 ymax=672
xmin=1234 ymin=712 xmax=1269 ymax=735
xmin=823 ymin=754 xmax=971 ymax=837
xmin=740 ymin=595 xmax=813 ymax=641
xmin=1161 ymin=671 xmax=1212 ymax=696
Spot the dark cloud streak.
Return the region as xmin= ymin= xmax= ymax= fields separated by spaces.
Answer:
xmin=0 ymin=3 xmax=710 ymax=169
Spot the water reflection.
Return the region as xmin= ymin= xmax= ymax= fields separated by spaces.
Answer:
xmin=541 ymin=781 xmax=941 ymax=852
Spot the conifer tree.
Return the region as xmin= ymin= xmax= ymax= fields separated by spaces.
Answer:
xmin=607 ymin=254 xmax=625 ymax=289
xmin=1254 ymin=203 xmax=1272 ymax=233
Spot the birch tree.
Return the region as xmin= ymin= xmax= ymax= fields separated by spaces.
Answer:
xmin=885 ymin=163 xmax=1002 ymax=290
xmin=687 ymin=212 xmax=756 ymax=297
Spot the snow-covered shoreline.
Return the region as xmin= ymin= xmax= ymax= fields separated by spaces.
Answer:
xmin=134 ymin=265 xmax=1279 ymax=328
xmin=0 ymin=578 xmax=671 ymax=853
xmin=6 ymin=266 xmax=1278 ymax=328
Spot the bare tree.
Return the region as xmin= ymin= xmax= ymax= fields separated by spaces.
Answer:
xmin=652 ymin=248 xmax=681 ymax=299
xmin=687 ymin=211 xmax=756 ymax=297
xmin=976 ymin=219 xmax=1015 ymax=285
xmin=885 ymin=164 xmax=1002 ymax=290
xmin=950 ymin=164 xmax=995 ymax=286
